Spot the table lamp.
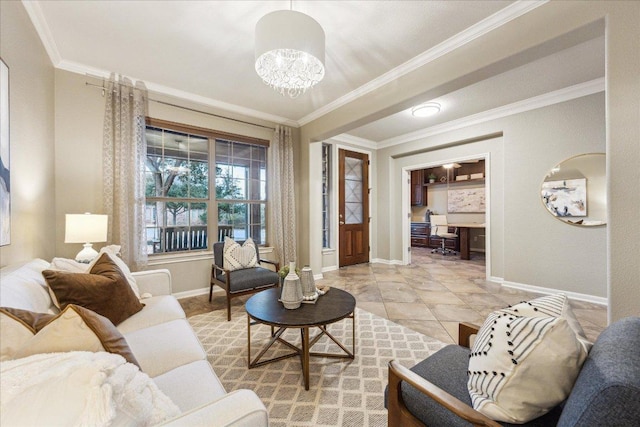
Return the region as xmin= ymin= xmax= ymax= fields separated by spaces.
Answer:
xmin=65 ymin=213 xmax=108 ymax=263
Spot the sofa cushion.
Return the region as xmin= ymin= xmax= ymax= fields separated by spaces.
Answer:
xmin=558 ymin=317 xmax=640 ymax=427
xmin=153 ymin=360 xmax=227 ymax=412
xmin=6 ymin=304 xmax=139 ymax=367
xmin=43 ymin=253 xmax=144 ymax=326
xmin=124 ymin=319 xmax=206 ymax=377
xmin=0 ymin=259 xmax=54 ymax=313
xmin=223 ymin=237 xmax=258 ymax=271
xmin=219 ymin=267 xmax=281 ymax=292
xmin=468 ymin=308 xmax=587 ymax=423
xmin=116 ymin=295 xmax=185 ymax=335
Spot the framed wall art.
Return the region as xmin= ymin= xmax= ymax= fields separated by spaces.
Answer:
xmin=448 ymin=188 xmax=485 ymax=213
xmin=1 ymin=58 xmax=10 ymax=246
xmin=541 ymin=178 xmax=587 ymax=218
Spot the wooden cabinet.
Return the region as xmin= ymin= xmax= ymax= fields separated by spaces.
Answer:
xmin=411 ymin=170 xmax=425 ymax=206
xmin=411 ymin=222 xmax=460 ymax=250
xmin=410 ymin=223 xmax=429 ymax=246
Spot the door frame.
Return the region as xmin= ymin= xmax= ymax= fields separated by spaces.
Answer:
xmin=334 ymin=144 xmax=373 ymax=267
xmin=401 ymin=152 xmax=491 ymax=281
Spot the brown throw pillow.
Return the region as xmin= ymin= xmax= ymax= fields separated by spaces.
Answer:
xmin=4 ymin=305 xmax=139 ymax=367
xmin=43 ymin=253 xmax=144 ymax=326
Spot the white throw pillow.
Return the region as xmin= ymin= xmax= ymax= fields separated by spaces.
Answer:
xmin=467 ymin=294 xmax=589 ymax=423
xmin=223 ymin=237 xmax=258 ymax=271
xmin=0 ymin=312 xmax=37 ymax=361
xmin=500 ymin=293 xmax=592 ymax=353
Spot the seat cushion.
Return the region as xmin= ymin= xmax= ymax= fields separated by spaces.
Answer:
xmin=153 ymin=360 xmax=227 ymax=412
xmin=116 ymin=295 xmax=185 ymax=335
xmin=219 ymin=267 xmax=280 ymax=293
xmin=387 ymin=344 xmax=562 ymax=427
xmin=124 ymin=319 xmax=205 ymax=377
xmin=558 ymin=317 xmax=640 ymax=427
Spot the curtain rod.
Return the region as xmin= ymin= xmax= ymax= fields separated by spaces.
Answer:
xmin=85 ymin=81 xmax=276 ymax=131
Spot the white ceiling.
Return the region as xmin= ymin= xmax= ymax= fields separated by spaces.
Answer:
xmin=24 ymin=0 xmax=604 ymax=146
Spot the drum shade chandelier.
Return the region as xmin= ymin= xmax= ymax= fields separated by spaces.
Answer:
xmin=255 ymin=9 xmax=325 ymax=98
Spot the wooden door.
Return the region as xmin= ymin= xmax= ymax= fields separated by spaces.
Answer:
xmin=339 ymin=149 xmax=369 ymax=267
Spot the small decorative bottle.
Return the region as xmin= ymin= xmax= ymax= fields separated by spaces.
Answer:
xmin=300 ymin=266 xmax=316 ymax=300
xmin=281 ymin=261 xmax=303 ymax=309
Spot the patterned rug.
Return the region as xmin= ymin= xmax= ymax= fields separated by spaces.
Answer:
xmin=189 ymin=306 xmax=447 ymax=427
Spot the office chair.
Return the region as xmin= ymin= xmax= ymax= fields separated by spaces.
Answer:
xmin=430 ymin=215 xmax=458 ymax=255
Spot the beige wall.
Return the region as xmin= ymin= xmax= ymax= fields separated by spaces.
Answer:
xmin=0 ymin=1 xmax=56 ymax=267
xmin=383 ymin=94 xmax=605 ymax=299
xmin=300 ymin=1 xmax=640 ymax=321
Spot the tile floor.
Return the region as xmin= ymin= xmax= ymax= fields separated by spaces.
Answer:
xmin=179 ymin=247 xmax=608 ymax=344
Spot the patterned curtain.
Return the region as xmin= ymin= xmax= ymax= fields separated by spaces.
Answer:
xmin=268 ymin=125 xmax=297 ymax=267
xmin=102 ymin=75 xmax=148 ymax=270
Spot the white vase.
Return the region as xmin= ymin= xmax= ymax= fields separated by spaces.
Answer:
xmin=300 ymin=266 xmax=316 ymax=297
xmin=281 ymin=261 xmax=302 ymax=309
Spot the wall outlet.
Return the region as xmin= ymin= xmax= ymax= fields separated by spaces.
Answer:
xmin=473 ymin=236 xmax=478 ymax=242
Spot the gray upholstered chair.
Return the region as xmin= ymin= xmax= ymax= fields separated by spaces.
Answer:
xmin=209 ymin=240 xmax=280 ymax=321
xmin=386 ymin=317 xmax=640 ymax=426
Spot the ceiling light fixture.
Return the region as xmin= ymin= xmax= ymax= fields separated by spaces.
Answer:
xmin=411 ymin=102 xmax=441 ymax=117
xmin=255 ymin=7 xmax=325 ymax=99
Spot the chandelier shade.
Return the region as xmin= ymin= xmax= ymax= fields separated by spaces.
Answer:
xmin=255 ymin=10 xmax=325 ymax=98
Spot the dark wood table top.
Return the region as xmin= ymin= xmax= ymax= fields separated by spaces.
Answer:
xmin=245 ymin=287 xmax=356 ymax=328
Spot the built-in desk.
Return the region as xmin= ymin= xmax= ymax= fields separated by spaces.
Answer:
xmin=449 ymin=223 xmax=485 ymax=260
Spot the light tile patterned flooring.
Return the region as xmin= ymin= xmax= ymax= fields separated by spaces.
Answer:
xmin=179 ymin=247 xmax=607 ymax=344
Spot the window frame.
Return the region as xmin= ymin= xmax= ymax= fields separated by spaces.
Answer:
xmin=144 ymin=117 xmax=269 ymax=257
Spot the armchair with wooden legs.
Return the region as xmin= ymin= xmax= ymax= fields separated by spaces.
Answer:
xmin=209 ymin=240 xmax=280 ymax=321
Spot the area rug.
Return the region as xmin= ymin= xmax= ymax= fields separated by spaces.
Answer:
xmin=189 ymin=306 xmax=447 ymax=427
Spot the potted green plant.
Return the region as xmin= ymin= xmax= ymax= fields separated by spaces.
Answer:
xmin=427 ymin=173 xmax=437 ymax=183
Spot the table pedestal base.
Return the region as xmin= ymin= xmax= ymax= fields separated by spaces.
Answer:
xmin=247 ymin=313 xmax=355 ymax=390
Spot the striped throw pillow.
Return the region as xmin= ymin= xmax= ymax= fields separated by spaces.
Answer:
xmin=223 ymin=237 xmax=258 ymax=271
xmin=467 ymin=294 xmax=588 ymax=423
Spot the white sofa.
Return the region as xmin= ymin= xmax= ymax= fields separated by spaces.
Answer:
xmin=0 ymin=259 xmax=269 ymax=426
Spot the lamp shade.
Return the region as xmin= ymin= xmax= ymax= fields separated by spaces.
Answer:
xmin=65 ymin=214 xmax=108 ymax=243
xmin=255 ymin=10 xmax=325 ymax=97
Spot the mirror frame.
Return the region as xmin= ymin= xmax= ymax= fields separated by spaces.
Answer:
xmin=540 ymin=153 xmax=606 ymax=227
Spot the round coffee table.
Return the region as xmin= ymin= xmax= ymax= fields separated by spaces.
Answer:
xmin=245 ymin=287 xmax=356 ymax=390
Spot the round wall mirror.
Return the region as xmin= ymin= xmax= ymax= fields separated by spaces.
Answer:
xmin=541 ymin=153 xmax=606 ymax=226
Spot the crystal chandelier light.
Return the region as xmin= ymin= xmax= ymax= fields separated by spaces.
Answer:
xmin=255 ymin=9 xmax=325 ymax=98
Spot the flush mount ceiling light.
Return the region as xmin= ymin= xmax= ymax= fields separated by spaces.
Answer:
xmin=255 ymin=9 xmax=325 ymax=98
xmin=411 ymin=102 xmax=441 ymax=117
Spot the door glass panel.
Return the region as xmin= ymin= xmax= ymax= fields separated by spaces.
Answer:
xmin=345 ymin=158 xmax=363 ymax=224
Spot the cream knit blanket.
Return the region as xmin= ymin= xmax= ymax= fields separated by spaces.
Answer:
xmin=1 ymin=351 xmax=180 ymax=426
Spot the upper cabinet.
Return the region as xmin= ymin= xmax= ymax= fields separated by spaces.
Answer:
xmin=411 ymin=170 xmax=425 ymax=205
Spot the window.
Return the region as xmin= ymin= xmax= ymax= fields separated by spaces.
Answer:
xmin=215 ymin=139 xmax=267 ymax=244
xmin=322 ymin=143 xmax=331 ymax=248
xmin=144 ymin=119 xmax=268 ymax=254
xmin=145 ymin=126 xmax=209 ymax=254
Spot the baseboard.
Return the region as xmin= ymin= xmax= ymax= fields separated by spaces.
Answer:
xmin=173 ymin=287 xmax=211 ymax=299
xmin=371 ymin=258 xmax=403 ymax=265
xmin=500 ymin=280 xmax=608 ymax=306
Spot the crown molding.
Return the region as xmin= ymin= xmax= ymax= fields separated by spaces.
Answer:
xmin=297 ymin=0 xmax=548 ymax=126
xmin=376 ymin=77 xmax=605 ymax=149
xmin=21 ymin=0 xmax=62 ymax=66
xmin=327 ymin=134 xmax=378 ymax=150
xmin=56 ymin=61 xmax=298 ymax=128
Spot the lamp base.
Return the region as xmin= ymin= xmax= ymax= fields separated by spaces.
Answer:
xmin=75 ymin=243 xmax=99 ymax=264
